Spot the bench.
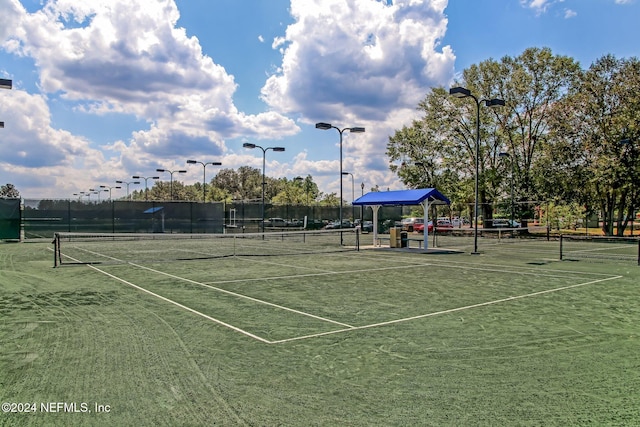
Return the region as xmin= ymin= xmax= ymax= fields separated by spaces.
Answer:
xmin=376 ymin=236 xmax=425 ymax=249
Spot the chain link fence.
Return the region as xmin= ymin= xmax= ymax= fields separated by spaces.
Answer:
xmin=20 ymin=199 xmax=413 ymax=239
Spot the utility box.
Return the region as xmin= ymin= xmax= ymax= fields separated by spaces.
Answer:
xmin=389 ymin=227 xmax=401 ymax=248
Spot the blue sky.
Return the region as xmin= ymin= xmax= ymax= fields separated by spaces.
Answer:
xmin=0 ymin=0 xmax=638 ymax=199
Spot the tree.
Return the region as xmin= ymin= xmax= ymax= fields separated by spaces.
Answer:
xmin=387 ymin=47 xmax=581 ymax=225
xmin=0 ymin=183 xmax=20 ymax=198
xmin=546 ymin=55 xmax=640 ymax=235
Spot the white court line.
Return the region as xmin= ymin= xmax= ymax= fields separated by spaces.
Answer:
xmin=568 ymin=244 xmax=631 ymax=254
xmin=270 ymin=274 xmax=623 ymax=344
xmin=58 ymin=252 xmax=272 ymax=343
xmin=129 ymin=262 xmax=355 ymax=328
xmin=352 ymin=250 xmax=617 ymax=278
xmin=58 ymin=246 xmax=624 ymax=344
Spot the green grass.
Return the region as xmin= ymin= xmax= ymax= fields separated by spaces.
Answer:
xmin=1 ymin=238 xmax=639 ymax=426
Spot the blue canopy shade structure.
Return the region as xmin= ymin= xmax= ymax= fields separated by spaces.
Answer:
xmin=352 ymin=188 xmax=450 ymax=250
xmin=352 ymin=188 xmax=450 ymax=206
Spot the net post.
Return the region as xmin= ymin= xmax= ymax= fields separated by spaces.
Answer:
xmin=356 ymin=227 xmax=360 ymax=251
xmin=559 ymin=234 xmax=563 ymax=261
xmin=637 ymin=238 xmax=639 ymax=266
xmin=52 ymin=233 xmax=60 ymax=267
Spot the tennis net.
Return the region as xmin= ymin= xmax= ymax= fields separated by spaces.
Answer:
xmin=559 ymin=234 xmax=640 ymax=265
xmin=53 ymin=229 xmax=359 ymax=266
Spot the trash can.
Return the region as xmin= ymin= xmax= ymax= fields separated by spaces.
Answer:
xmin=400 ymin=231 xmax=408 ymax=248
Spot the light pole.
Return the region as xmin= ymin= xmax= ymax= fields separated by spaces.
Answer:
xmin=99 ymin=185 xmax=121 ymax=200
xmin=186 ymin=160 xmax=222 ymax=202
xmin=315 ymin=122 xmax=365 ymax=231
xmin=89 ymin=188 xmax=108 ymax=203
xmin=499 ymin=152 xmax=515 ymax=227
xmin=0 ymin=78 xmax=11 ymax=129
xmin=156 ymin=169 xmax=187 ymax=200
xmin=342 ymin=172 xmax=355 ymax=223
xmin=243 ymin=143 xmax=285 ymax=232
xmin=132 ymin=175 xmax=160 ymax=200
xmin=449 ymin=87 xmax=505 ymax=254
xmin=116 ymin=180 xmax=140 ymax=200
xmin=361 ymin=182 xmax=365 ymax=223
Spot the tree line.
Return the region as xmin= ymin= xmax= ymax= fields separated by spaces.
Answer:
xmin=127 ymin=167 xmax=344 ymax=206
xmin=387 ymin=47 xmax=640 ymax=236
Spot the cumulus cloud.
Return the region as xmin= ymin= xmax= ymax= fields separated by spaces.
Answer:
xmin=261 ymin=0 xmax=454 ymax=122
xmin=259 ymin=0 xmax=456 ymax=193
xmin=0 ymin=0 xmax=301 ymax=196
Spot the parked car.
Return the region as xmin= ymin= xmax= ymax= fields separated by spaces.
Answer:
xmin=436 ymin=219 xmax=454 ymax=232
xmin=263 ymin=217 xmax=288 ymax=227
xmin=401 ymin=217 xmax=424 ymax=232
xmin=414 ymin=221 xmax=433 ymax=233
xmin=492 ymin=219 xmax=521 ymax=228
xmin=325 ymin=219 xmax=352 ymax=229
xmin=361 ymin=221 xmax=373 ymax=232
xmin=353 ymin=219 xmax=374 ymax=232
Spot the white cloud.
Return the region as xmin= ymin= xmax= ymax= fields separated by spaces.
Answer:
xmin=564 ymin=8 xmax=577 ymax=18
xmin=0 ymin=0 xmax=300 ymax=197
xmin=261 ymin=0 xmax=454 ymax=122
xmin=260 ymin=0 xmax=455 ymax=194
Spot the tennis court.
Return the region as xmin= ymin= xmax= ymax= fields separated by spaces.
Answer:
xmin=52 ymin=230 xmax=625 ymax=344
xmin=2 ymin=231 xmax=639 ymax=425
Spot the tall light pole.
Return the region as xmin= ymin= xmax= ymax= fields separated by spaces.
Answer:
xmin=499 ymin=152 xmax=515 ymax=226
xmin=132 ymin=175 xmax=160 ymax=201
xmin=360 ymin=182 xmax=365 ymax=224
xmin=449 ymin=87 xmax=505 ymax=254
xmin=156 ymin=168 xmax=187 ymax=200
xmin=243 ymin=143 xmax=285 ymax=232
xmin=1 ymin=78 xmax=11 ymax=129
xmin=116 ymin=180 xmax=140 ymax=200
xmin=99 ymin=185 xmax=121 ymax=200
xmin=89 ymin=188 xmax=108 ymax=203
xmin=315 ymin=123 xmax=365 ymax=231
xmin=186 ymin=160 xmax=222 ymax=202
xmin=342 ymin=172 xmax=355 ymax=223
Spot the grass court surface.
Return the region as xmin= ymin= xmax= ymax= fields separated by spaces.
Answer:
xmin=1 ymin=235 xmax=639 ymax=425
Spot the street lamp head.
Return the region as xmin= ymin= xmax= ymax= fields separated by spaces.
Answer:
xmin=186 ymin=160 xmax=197 ymax=164
xmin=243 ymin=142 xmax=257 ymax=149
xmin=350 ymin=127 xmax=365 ymax=133
xmin=99 ymin=185 xmax=107 ymax=188
xmin=315 ymin=122 xmax=333 ymax=130
xmin=152 ymin=176 xmax=160 ymax=180
xmin=485 ymin=98 xmax=506 ymax=108
xmin=0 ymin=122 xmax=4 ymax=129
xmin=132 ymin=175 xmax=141 ymax=179
xmin=156 ymin=168 xmax=166 ymax=172
xmin=211 ymin=162 xmax=222 ymax=166
xmin=272 ymin=147 xmax=285 ymax=152
xmin=0 ymin=78 xmax=12 ymax=90
xmin=178 ymin=170 xmax=187 ymax=173
xmin=449 ymin=86 xmax=471 ymax=98
xmin=341 ymin=172 xmax=350 ymax=176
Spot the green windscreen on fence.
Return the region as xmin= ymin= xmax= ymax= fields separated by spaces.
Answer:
xmin=0 ymin=198 xmax=21 ymax=240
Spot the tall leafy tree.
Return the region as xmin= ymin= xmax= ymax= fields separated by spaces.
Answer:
xmin=388 ymin=47 xmax=580 ymax=225
xmin=546 ymin=55 xmax=640 ymax=235
xmin=0 ymin=183 xmax=20 ymax=198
